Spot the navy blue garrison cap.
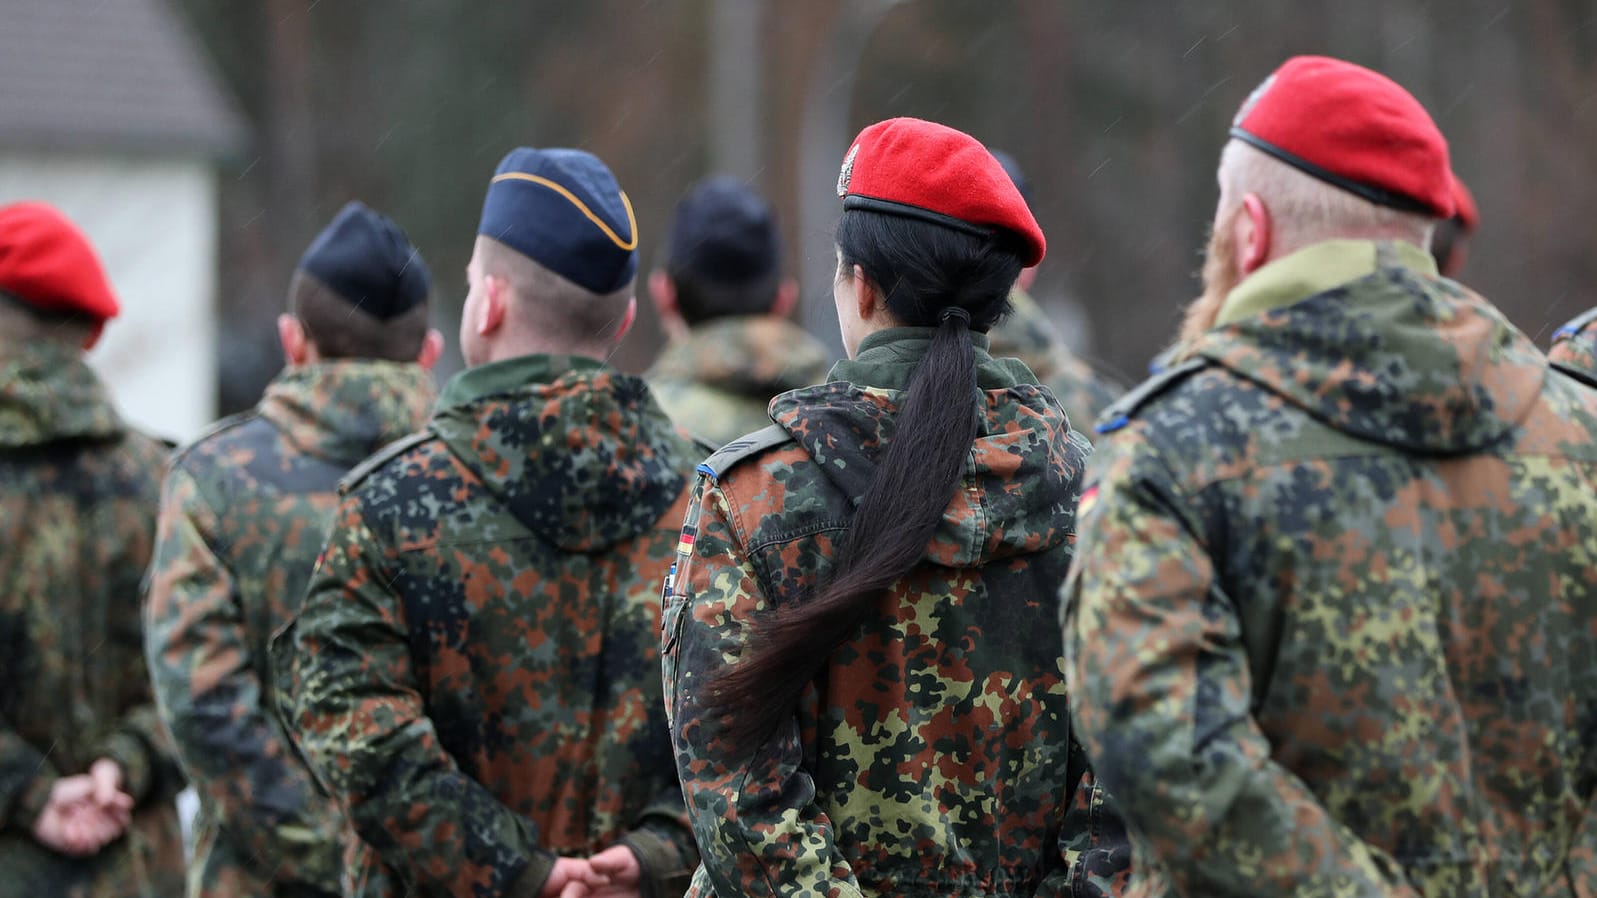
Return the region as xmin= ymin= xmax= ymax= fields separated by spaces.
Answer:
xmin=298 ymin=201 xmax=431 ymax=319
xmin=479 ymin=147 xmax=638 ymax=294
xmin=668 ymin=176 xmax=780 ymax=284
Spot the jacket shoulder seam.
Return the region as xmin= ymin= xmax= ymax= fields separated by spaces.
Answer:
xmin=168 ymin=411 xmax=262 ymax=469
xmin=340 ymin=429 xmax=435 ymax=494
xmin=1094 ymin=357 xmax=1210 ymax=434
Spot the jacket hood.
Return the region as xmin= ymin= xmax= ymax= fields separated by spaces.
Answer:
xmin=768 ymin=327 xmax=1087 ymax=567
xmin=0 ymin=341 xmax=122 ymax=448
xmin=431 ymin=354 xmax=693 ymax=551
xmin=647 ymin=316 xmax=832 ymax=398
xmin=259 ymin=361 xmax=436 ymax=464
xmin=1192 ymin=240 xmax=1544 ymax=454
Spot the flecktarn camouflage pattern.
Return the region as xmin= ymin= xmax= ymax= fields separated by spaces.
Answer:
xmin=988 ymin=286 xmax=1123 ymax=439
xmin=0 ymin=341 xmax=185 ymax=898
xmin=282 ymin=353 xmax=701 ymax=898
xmin=1065 ymin=240 xmax=1597 ymax=897
xmin=665 ymin=327 xmax=1128 ymax=898
xmin=145 ymin=361 xmax=435 ymax=898
xmin=646 ymin=314 xmax=833 ymax=447
xmin=1548 ymin=304 xmax=1597 ymax=389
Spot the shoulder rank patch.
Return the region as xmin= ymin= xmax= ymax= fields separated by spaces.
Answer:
xmin=696 ymin=423 xmax=792 ymax=484
xmin=1094 ymin=357 xmax=1210 ymax=435
xmin=1554 ymin=305 xmax=1597 ymax=341
xmin=339 ymin=429 xmax=434 ymax=494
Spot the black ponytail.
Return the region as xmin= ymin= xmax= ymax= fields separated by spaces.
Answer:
xmin=710 ymin=210 xmax=1024 ymax=747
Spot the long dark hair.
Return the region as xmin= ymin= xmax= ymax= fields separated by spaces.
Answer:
xmin=710 ymin=209 xmax=1025 ymax=746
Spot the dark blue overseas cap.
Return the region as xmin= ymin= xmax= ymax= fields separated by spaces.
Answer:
xmin=297 ymin=201 xmax=431 ymax=319
xmin=667 ymin=176 xmax=780 ymax=284
xmin=478 ymin=147 xmax=638 ymax=294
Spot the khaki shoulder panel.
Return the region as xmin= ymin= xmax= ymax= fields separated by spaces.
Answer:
xmin=694 ymin=423 xmax=792 ymax=484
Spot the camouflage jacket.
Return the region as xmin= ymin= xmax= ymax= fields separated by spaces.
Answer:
xmin=1548 ymin=305 xmax=1597 ymax=388
xmin=988 ymin=287 xmax=1123 ymax=438
xmin=145 ymin=361 xmax=436 ymax=898
xmin=646 ymin=315 xmax=833 ymax=447
xmin=665 ymin=327 xmax=1127 ymax=898
xmin=1065 ymin=240 xmax=1597 ymax=898
xmin=0 ymin=341 xmax=185 ymax=898
xmin=282 ymin=354 xmax=703 ymax=898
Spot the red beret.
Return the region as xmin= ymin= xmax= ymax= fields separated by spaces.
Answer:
xmin=1231 ymin=56 xmax=1454 ymax=219
xmin=1450 ymin=173 xmax=1478 ymax=231
xmin=0 ymin=202 xmax=119 ymax=321
xmin=836 ymin=117 xmax=1045 ymax=266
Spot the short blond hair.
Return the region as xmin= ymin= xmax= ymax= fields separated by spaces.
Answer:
xmin=475 ymin=237 xmax=633 ymax=355
xmin=1217 ymin=140 xmax=1436 ymax=256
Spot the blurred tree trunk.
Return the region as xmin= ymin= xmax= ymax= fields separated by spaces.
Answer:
xmin=709 ymin=0 xmax=765 ymax=180
xmin=264 ymin=0 xmax=316 ymax=259
xmin=797 ymin=0 xmax=910 ymax=356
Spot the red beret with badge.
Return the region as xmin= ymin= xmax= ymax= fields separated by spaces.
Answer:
xmin=837 ymin=117 xmax=1046 ymax=267
xmin=1230 ymin=55 xmax=1454 ymax=219
xmin=0 ymin=201 xmax=120 ymax=322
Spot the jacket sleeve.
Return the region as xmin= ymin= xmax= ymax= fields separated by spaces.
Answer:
xmin=663 ymin=476 xmax=864 ymax=898
xmin=0 ymin=711 xmax=59 ymax=830
xmin=618 ymin=786 xmax=699 ymax=898
xmin=143 ymin=466 xmax=342 ymax=889
xmin=98 ymin=455 xmax=185 ymax=807
xmin=287 ymin=495 xmax=552 ymax=898
xmin=1062 ymin=436 xmax=1420 ymax=897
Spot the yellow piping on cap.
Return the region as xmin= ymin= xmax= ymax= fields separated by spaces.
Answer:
xmin=490 ymin=172 xmax=639 ymax=251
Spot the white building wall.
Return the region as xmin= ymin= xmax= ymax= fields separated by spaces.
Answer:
xmin=0 ymin=152 xmax=219 ymax=443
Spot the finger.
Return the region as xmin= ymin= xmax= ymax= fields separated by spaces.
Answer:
xmin=100 ymin=787 xmax=134 ymax=811
xmin=589 ymin=854 xmax=626 ymax=876
xmin=557 ymin=882 xmax=590 ymax=898
xmin=52 ymin=775 xmax=96 ymax=803
xmin=90 ymin=766 xmax=119 ymax=805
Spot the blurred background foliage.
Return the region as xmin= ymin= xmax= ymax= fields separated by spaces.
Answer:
xmin=174 ymin=0 xmax=1597 ymax=414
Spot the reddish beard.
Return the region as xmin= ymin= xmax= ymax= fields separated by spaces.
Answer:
xmin=1178 ymin=215 xmax=1241 ymax=346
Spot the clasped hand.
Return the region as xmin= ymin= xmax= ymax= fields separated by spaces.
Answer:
xmin=32 ymin=759 xmax=134 ymax=857
xmin=540 ymin=844 xmax=643 ymax=898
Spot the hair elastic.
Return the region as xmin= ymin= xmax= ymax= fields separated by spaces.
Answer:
xmin=940 ymin=306 xmax=971 ymax=326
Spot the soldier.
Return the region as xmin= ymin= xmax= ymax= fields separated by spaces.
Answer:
xmin=665 ymin=118 xmax=1127 ymax=897
xmin=282 ymin=148 xmax=701 ymax=898
xmin=1549 ymin=306 xmax=1597 ymax=388
xmin=0 ymin=201 xmax=185 ymax=897
xmin=144 ymin=201 xmax=442 ymax=898
xmin=986 ymin=150 xmax=1123 ymax=434
xmin=1065 ymin=56 xmax=1597 ymax=896
xmin=645 ymin=176 xmax=831 ymax=447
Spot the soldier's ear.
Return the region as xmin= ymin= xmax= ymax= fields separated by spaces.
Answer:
xmin=614 ymin=296 xmax=637 ymax=342
xmin=649 ymin=270 xmax=688 ymax=341
xmin=1015 ymin=265 xmax=1039 ymax=293
xmin=416 ymin=328 xmax=445 ymax=369
xmin=1239 ymin=192 xmax=1273 ymax=276
xmin=278 ymin=314 xmax=311 ymax=366
xmin=853 ymin=264 xmax=881 ymax=321
xmin=477 ymin=276 xmax=508 ymax=337
xmin=770 ymin=277 xmax=799 ymax=318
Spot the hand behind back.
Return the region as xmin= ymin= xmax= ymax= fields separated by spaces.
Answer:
xmin=32 ymin=760 xmax=134 ymax=857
